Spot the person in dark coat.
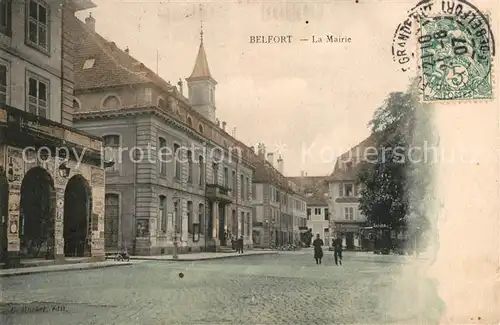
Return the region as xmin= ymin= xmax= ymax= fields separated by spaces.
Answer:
xmin=333 ymin=235 xmax=343 ymax=265
xmin=237 ymin=236 xmax=244 ymax=254
xmin=312 ymin=234 xmax=324 ymax=264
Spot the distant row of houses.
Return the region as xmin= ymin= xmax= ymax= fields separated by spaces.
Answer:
xmin=288 ymin=136 xmax=376 ymax=250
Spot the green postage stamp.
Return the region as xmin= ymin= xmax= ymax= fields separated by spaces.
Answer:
xmin=418 ymin=12 xmax=493 ymax=102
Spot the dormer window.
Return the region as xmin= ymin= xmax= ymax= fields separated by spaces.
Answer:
xmin=73 ymin=99 xmax=80 ymax=110
xmin=187 ymin=116 xmax=192 ymax=126
xmin=198 ymin=124 xmax=204 ymax=134
xmin=158 ymin=98 xmax=166 ymax=110
xmin=83 ymin=58 xmax=95 ymax=70
xmin=102 ymin=95 xmax=120 ymax=109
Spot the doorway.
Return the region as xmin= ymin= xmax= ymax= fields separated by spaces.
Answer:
xmin=345 ymin=232 xmax=355 ymax=250
xmin=64 ymin=174 xmax=92 ymax=257
xmin=19 ymin=167 xmax=56 ymax=258
xmin=218 ymin=204 xmax=226 ymax=246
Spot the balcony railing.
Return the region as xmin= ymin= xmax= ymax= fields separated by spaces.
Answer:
xmin=205 ymin=183 xmax=232 ymax=204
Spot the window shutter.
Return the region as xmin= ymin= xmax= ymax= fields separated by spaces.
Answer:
xmin=339 ymin=183 xmax=343 ymax=197
xmin=353 ymin=184 xmax=357 ymax=196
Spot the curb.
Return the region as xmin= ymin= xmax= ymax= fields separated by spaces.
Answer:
xmin=131 ymin=252 xmax=278 ymax=262
xmin=0 ymin=262 xmax=133 ymax=278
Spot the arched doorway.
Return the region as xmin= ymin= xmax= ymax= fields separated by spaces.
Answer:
xmin=64 ymin=174 xmax=92 ymax=257
xmin=19 ymin=167 xmax=56 ymax=258
xmin=0 ymin=170 xmax=8 ymax=262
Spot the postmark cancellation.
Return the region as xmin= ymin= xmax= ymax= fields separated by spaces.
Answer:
xmin=416 ymin=1 xmax=494 ymax=103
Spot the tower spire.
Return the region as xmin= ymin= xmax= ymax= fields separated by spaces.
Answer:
xmin=200 ymin=4 xmax=204 ymax=43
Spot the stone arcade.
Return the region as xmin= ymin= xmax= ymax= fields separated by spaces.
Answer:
xmin=0 ymin=105 xmax=107 ymax=267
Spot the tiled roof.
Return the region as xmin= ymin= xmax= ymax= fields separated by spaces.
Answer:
xmin=287 ymin=175 xmax=330 ymax=205
xmin=72 ymin=18 xmax=173 ymax=92
xmin=186 ymin=41 xmax=213 ymax=81
xmin=249 ymin=153 xmax=304 ymax=198
xmin=71 ymin=17 xmax=257 ymax=166
xmin=328 ymin=134 xmax=376 ymax=182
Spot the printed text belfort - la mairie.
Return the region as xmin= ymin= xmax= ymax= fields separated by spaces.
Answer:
xmin=249 ymin=35 xmax=293 ymax=43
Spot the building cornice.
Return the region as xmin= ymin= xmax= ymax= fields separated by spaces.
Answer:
xmin=74 ymin=106 xmax=255 ymax=169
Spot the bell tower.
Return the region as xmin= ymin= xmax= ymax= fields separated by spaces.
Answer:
xmin=186 ymin=12 xmax=217 ymax=123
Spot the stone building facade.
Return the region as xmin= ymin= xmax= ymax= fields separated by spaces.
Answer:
xmin=327 ymin=136 xmax=375 ymax=250
xmin=0 ymin=0 xmax=106 ymax=267
xmin=70 ymin=13 xmax=253 ymax=255
xmin=251 ymin=144 xmax=307 ymax=248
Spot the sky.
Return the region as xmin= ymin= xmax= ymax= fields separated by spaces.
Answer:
xmin=76 ymin=0 xmax=413 ymax=176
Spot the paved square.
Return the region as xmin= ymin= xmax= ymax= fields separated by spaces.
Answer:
xmin=1 ymin=251 xmax=444 ymax=325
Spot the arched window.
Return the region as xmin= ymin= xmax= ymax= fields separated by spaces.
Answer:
xmin=173 ymin=143 xmax=181 ymax=180
xmin=187 ymin=116 xmax=192 ymax=127
xmin=187 ymin=201 xmax=193 ymax=234
xmin=102 ymin=95 xmax=120 ymax=109
xmin=187 ymin=150 xmax=193 ymax=183
xmin=159 ymin=195 xmax=167 ymax=233
xmin=198 ymin=124 xmax=204 ymax=134
xmin=158 ymin=137 xmax=167 ymax=176
xmin=103 ymin=135 xmax=120 ymax=172
xmin=73 ymin=99 xmax=80 ymax=111
xmin=198 ymin=155 xmax=204 ymax=186
xmin=198 ymin=203 xmax=204 ymax=235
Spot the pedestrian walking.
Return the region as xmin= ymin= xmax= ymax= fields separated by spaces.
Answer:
xmin=237 ymin=236 xmax=244 ymax=254
xmin=312 ymin=233 xmax=324 ymax=265
xmin=333 ymin=235 xmax=343 ymax=265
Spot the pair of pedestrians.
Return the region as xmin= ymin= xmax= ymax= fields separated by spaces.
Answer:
xmin=312 ymin=234 xmax=343 ymax=265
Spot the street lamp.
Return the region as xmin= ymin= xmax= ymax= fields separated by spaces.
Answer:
xmin=58 ymin=162 xmax=70 ymax=178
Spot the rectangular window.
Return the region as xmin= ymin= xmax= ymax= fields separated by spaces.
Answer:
xmin=223 ymin=167 xmax=228 ymax=187
xmin=198 ymin=204 xmax=204 ymax=235
xmin=187 ymin=201 xmax=193 ymax=234
xmin=174 ymin=144 xmax=181 ymax=180
xmin=240 ymin=174 xmax=244 ymax=199
xmin=159 ymin=196 xmax=167 ymax=233
xmin=306 ymin=208 xmax=311 ymax=220
xmin=232 ymin=170 xmax=236 ymax=197
xmin=26 ymin=71 xmax=49 ymax=118
xmin=26 ymin=0 xmax=49 ymax=52
xmin=0 ymin=61 xmax=8 ymax=104
xmin=324 ymin=208 xmax=329 ymax=220
xmin=343 ymin=183 xmax=354 ymax=197
xmin=199 ymin=156 xmax=204 ymax=186
xmin=159 ymin=138 xmax=167 ymax=176
xmin=0 ymin=0 xmax=12 ymax=36
xmin=187 ymin=151 xmax=193 ymax=183
xmin=314 ymin=208 xmax=321 ymax=215
xmin=344 ymin=207 xmax=354 ymax=220
xmin=246 ymin=177 xmax=250 ymax=200
xmin=103 ymin=135 xmax=120 ymax=173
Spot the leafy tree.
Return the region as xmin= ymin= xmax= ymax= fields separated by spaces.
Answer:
xmin=357 ymin=79 xmax=436 ymax=248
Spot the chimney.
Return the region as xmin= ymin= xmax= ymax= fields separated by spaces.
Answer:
xmin=257 ymin=143 xmax=266 ymax=159
xmin=216 ymin=119 xmax=220 ymax=127
xmin=277 ymin=155 xmax=284 ymax=174
xmin=124 ymin=47 xmax=129 ymax=54
xmin=222 ymin=121 xmax=227 ymax=131
xmin=85 ymin=12 xmax=96 ymax=32
xmin=267 ymin=152 xmax=274 ymax=166
xmin=177 ymin=78 xmax=183 ymax=95
xmin=300 ymin=170 xmax=305 ymax=177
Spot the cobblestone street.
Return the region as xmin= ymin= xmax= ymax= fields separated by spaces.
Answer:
xmin=1 ymin=251 xmax=444 ymax=325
